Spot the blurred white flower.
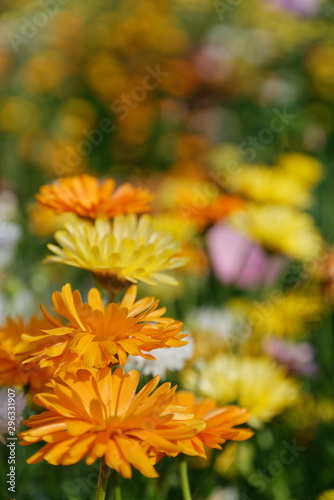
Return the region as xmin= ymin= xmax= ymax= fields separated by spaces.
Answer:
xmin=0 ymin=190 xmax=19 ymax=221
xmin=0 ymin=388 xmax=26 ymax=444
xmin=126 ymin=334 xmax=194 ymax=379
xmin=187 ymin=307 xmax=250 ymax=346
xmin=207 ymin=487 xmax=239 ymax=500
xmin=0 ymin=222 xmax=22 ymax=268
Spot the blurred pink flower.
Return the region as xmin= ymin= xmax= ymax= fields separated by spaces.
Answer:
xmin=264 ymin=336 xmax=318 ymax=377
xmin=268 ymin=0 xmax=319 ymax=16
xmin=206 ymin=223 xmax=287 ymax=289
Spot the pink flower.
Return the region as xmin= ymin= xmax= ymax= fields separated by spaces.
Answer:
xmin=206 ymin=223 xmax=287 ymax=290
xmin=264 ymin=337 xmax=318 ymax=377
xmin=267 ymin=0 xmax=319 ymax=16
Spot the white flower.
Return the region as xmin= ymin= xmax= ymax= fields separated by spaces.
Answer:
xmin=207 ymin=487 xmax=239 ymax=500
xmin=127 ymin=334 xmax=194 ymax=379
xmin=0 ymin=388 xmax=26 ymax=444
xmin=187 ymin=307 xmax=250 ymax=346
xmin=0 ymin=222 xmax=22 ymax=268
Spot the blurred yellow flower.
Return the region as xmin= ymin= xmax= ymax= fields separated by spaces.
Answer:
xmin=46 ymin=215 xmax=187 ymax=288
xmin=27 ymin=203 xmax=77 ymax=237
xmin=227 ymin=164 xmax=314 ymax=208
xmin=249 ymin=291 xmax=324 ymax=338
xmin=182 ymin=354 xmax=300 ymax=426
xmin=277 ymin=152 xmax=323 ymax=188
xmin=228 ymin=204 xmax=323 ymax=261
xmin=317 ymin=491 xmax=334 ymax=500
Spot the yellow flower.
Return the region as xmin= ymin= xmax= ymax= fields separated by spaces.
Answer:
xmin=182 ymin=354 xmax=300 ymax=426
xmin=226 ymin=164 xmax=314 ymax=208
xmin=45 ymin=215 xmax=187 ymax=289
xmin=317 ymin=491 xmax=334 ymax=500
xmin=27 ymin=203 xmax=77 ymax=237
xmin=228 ymin=204 xmax=323 ymax=261
xmin=22 ymin=283 xmax=186 ymax=375
xmin=249 ymin=291 xmax=324 ymax=338
xmin=277 ymin=153 xmax=323 ymax=188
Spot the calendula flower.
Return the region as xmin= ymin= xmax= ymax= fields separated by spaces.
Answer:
xmin=228 ymin=204 xmax=323 ymax=261
xmin=249 ymin=291 xmax=323 ymax=338
xmin=18 ymin=367 xmax=205 ymax=478
xmin=0 ymin=317 xmax=54 ymax=395
xmin=22 ymin=284 xmax=187 ymax=375
xmin=172 ymin=392 xmax=253 ymax=456
xmin=36 ymin=175 xmax=153 ymax=219
xmin=0 ymin=388 xmax=26 ymax=444
xmin=226 ymin=164 xmax=314 ymax=208
xmin=45 ymin=215 xmax=187 ymax=289
xmin=182 ymin=354 xmax=299 ymax=426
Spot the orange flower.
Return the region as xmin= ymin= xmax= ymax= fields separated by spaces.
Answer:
xmin=18 ymin=367 xmax=205 ymax=478
xmin=181 ymin=194 xmax=245 ymax=230
xmin=0 ymin=317 xmax=54 ymax=395
xmin=172 ymin=392 xmax=253 ymax=457
xmin=22 ymin=284 xmax=187 ymax=375
xmin=36 ymin=175 xmax=153 ymax=219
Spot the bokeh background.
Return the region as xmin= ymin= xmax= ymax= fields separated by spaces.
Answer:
xmin=1 ymin=0 xmax=334 ymax=499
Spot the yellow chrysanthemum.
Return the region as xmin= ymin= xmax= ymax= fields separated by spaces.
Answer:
xmin=248 ymin=291 xmax=324 ymax=338
xmin=228 ymin=204 xmax=324 ymax=261
xmin=182 ymin=354 xmax=300 ymax=426
xmin=45 ymin=215 xmax=187 ymax=288
xmin=18 ymin=367 xmax=205 ymax=477
xmin=226 ymin=164 xmax=314 ymax=208
xmin=21 ymin=283 xmax=187 ymax=375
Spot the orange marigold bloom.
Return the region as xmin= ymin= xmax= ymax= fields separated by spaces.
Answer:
xmin=181 ymin=195 xmax=245 ymax=230
xmin=22 ymin=284 xmax=187 ymax=375
xmin=0 ymin=317 xmax=54 ymax=395
xmin=18 ymin=367 xmax=205 ymax=478
xmin=36 ymin=175 xmax=153 ymax=219
xmin=172 ymin=392 xmax=253 ymax=457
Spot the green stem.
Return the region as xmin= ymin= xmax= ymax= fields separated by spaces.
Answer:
xmin=96 ymin=457 xmax=110 ymax=500
xmin=178 ymin=455 xmax=192 ymax=500
xmin=111 ymin=469 xmax=122 ymax=500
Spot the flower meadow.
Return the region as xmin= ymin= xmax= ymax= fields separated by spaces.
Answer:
xmin=1 ymin=1 xmax=334 ymax=500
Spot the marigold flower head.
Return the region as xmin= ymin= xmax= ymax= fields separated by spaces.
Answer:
xmin=18 ymin=367 xmax=205 ymax=478
xmin=0 ymin=317 xmax=55 ymax=395
xmin=36 ymin=175 xmax=153 ymax=220
xmin=22 ymin=284 xmax=187 ymax=375
xmin=46 ymin=215 xmax=187 ymax=289
xmin=182 ymin=354 xmax=300 ymax=426
xmin=228 ymin=204 xmax=324 ymax=261
xmin=172 ymin=392 xmax=253 ymax=457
